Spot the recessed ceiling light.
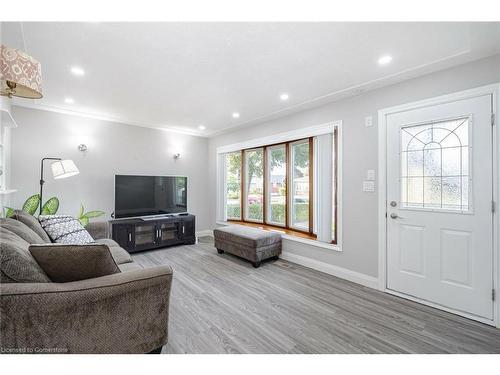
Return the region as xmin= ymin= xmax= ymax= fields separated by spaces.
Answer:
xmin=232 ymin=112 xmax=240 ymax=119
xmin=280 ymin=93 xmax=289 ymax=101
xmin=378 ymin=55 xmax=393 ymax=65
xmin=198 ymin=125 xmax=206 ymax=130
xmin=64 ymin=97 xmax=75 ymax=104
xmin=70 ymin=66 xmax=85 ymax=76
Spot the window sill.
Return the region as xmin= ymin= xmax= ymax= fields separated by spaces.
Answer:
xmin=216 ymin=221 xmax=342 ymax=252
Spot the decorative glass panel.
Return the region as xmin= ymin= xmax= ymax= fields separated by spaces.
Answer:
xmin=400 ymin=117 xmax=470 ymax=212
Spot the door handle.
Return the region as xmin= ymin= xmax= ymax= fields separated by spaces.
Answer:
xmin=390 ymin=213 xmax=406 ymax=220
xmin=128 ymin=233 xmax=132 ymax=242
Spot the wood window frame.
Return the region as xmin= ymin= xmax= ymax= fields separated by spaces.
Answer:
xmin=224 ymin=151 xmax=244 ymax=221
xmin=228 ymin=137 xmax=316 ymax=237
xmin=242 ymin=147 xmax=265 ymax=223
xmin=265 ymin=144 xmax=287 ymax=227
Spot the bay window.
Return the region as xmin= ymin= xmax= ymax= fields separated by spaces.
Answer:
xmin=221 ymin=127 xmax=339 ymax=245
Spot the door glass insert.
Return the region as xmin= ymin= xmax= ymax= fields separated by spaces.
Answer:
xmin=400 ymin=117 xmax=471 ymax=212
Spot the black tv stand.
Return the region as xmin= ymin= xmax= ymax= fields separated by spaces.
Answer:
xmin=110 ymin=214 xmax=195 ymax=253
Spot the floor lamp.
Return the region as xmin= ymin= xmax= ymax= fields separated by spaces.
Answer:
xmin=39 ymin=158 xmax=80 ymax=215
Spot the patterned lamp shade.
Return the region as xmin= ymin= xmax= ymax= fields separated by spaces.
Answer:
xmin=51 ymin=160 xmax=79 ymax=180
xmin=0 ymin=44 xmax=43 ymax=99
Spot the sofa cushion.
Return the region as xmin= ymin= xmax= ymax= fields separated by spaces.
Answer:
xmin=118 ymin=262 xmax=143 ymax=272
xmin=29 ymin=243 xmax=121 ymax=283
xmin=0 ymin=217 xmax=45 ymax=244
xmin=95 ymin=239 xmax=133 ymax=264
xmin=95 ymin=238 xmax=120 ymax=247
xmin=38 ymin=215 xmax=94 ymax=245
xmin=213 ymin=225 xmax=282 ymax=248
xmin=1 ymin=270 xmax=16 ymax=283
xmin=85 ymin=221 xmax=109 ymax=240
xmin=12 ymin=210 xmax=52 ymax=243
xmin=0 ymin=228 xmax=51 ymax=283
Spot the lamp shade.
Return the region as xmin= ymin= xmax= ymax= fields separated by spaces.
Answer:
xmin=0 ymin=44 xmax=43 ymax=99
xmin=51 ymin=160 xmax=79 ymax=180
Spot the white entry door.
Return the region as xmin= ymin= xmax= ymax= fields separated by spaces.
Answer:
xmin=386 ymin=94 xmax=494 ymax=321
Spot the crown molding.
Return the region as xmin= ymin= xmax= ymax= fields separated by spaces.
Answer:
xmin=11 ymin=101 xmax=209 ymax=138
xmin=12 ymin=51 xmax=499 ymax=139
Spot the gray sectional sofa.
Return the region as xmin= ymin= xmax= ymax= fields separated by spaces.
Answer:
xmin=0 ymin=210 xmax=172 ymax=354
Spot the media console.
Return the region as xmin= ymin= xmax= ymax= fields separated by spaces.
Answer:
xmin=110 ymin=214 xmax=196 ymax=253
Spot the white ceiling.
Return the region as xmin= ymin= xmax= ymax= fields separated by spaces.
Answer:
xmin=2 ymin=22 xmax=500 ymax=137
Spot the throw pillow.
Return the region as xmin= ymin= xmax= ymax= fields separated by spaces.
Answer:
xmin=0 ymin=228 xmax=51 ymax=283
xmin=0 ymin=217 xmax=46 ymax=244
xmin=12 ymin=210 xmax=52 ymax=243
xmin=38 ymin=215 xmax=95 ymax=245
xmin=29 ymin=243 xmax=120 ymax=282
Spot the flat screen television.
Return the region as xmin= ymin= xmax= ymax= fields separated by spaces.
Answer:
xmin=114 ymin=175 xmax=187 ymax=219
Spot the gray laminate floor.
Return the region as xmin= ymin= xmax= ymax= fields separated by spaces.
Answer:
xmin=132 ymin=237 xmax=500 ymax=354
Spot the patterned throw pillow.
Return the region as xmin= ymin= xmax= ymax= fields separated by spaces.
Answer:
xmin=38 ymin=215 xmax=95 ymax=245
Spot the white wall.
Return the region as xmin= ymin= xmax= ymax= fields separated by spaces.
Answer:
xmin=208 ymin=54 xmax=500 ymax=279
xmin=10 ymin=107 xmax=211 ymax=230
xmin=8 ymin=55 xmax=500 ymax=281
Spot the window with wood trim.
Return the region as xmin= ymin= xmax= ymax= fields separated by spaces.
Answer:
xmin=222 ymin=131 xmax=339 ymax=243
xmin=266 ymin=144 xmax=287 ymax=226
xmin=225 ymin=151 xmax=242 ymax=220
xmin=244 ymin=148 xmax=264 ymax=222
xmin=290 ymin=139 xmax=311 ymax=232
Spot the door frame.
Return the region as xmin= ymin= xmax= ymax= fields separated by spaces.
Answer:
xmin=377 ymin=83 xmax=500 ymax=327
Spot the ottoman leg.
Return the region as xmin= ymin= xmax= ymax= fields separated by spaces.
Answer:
xmin=253 ymin=261 xmax=261 ymax=268
xmin=217 ymin=249 xmax=224 ymax=254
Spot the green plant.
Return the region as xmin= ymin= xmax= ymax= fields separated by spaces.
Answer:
xmin=41 ymin=196 xmax=60 ymax=215
xmin=226 ymin=204 xmax=241 ymax=219
xmin=77 ymin=204 xmax=105 ymax=227
xmin=4 ymin=194 xmax=59 ymax=217
xmin=22 ymin=194 xmax=41 ymax=215
xmin=4 ymin=207 xmax=15 ymax=218
xmin=3 ymin=194 xmax=105 ymax=227
xmin=226 ymin=202 xmax=309 ymax=225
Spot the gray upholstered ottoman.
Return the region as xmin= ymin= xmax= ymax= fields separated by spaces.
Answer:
xmin=213 ymin=225 xmax=282 ymax=268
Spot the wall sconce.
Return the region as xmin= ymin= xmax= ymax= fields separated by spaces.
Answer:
xmin=78 ymin=144 xmax=88 ymax=152
xmin=173 ymin=153 xmax=181 ymax=160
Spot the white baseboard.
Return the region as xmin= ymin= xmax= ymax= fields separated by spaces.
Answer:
xmin=280 ymin=252 xmax=379 ymax=290
xmin=196 ymin=230 xmax=214 ymax=238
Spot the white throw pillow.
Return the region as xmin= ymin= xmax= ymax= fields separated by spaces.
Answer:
xmin=38 ymin=215 xmax=95 ymax=245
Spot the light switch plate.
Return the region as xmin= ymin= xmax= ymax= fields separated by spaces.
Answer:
xmin=365 ymin=116 xmax=373 ymax=127
xmin=363 ymin=181 xmax=375 ymax=192
xmin=366 ymin=169 xmax=376 ymax=181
